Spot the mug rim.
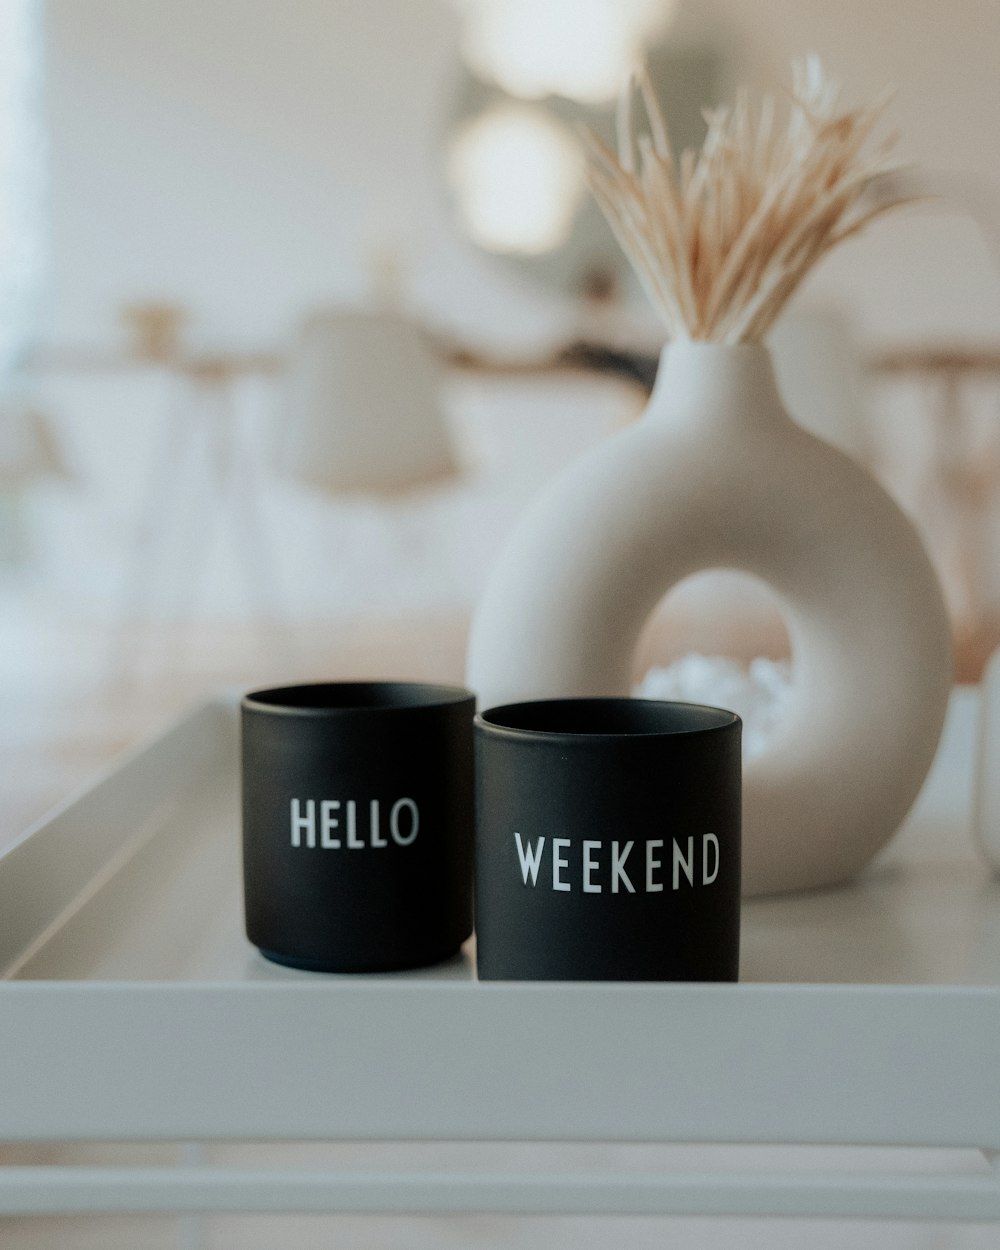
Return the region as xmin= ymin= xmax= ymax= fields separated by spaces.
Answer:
xmin=476 ymin=697 xmax=740 ymax=741
xmin=243 ymin=680 xmax=475 ymax=716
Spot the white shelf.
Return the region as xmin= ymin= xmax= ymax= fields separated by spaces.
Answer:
xmin=1 ymin=690 xmax=998 ymax=1221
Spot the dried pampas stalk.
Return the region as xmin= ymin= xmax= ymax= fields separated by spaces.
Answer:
xmin=584 ymin=56 xmax=914 ymax=342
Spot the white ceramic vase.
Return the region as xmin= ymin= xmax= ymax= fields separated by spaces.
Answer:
xmin=467 ymin=341 xmax=953 ymax=895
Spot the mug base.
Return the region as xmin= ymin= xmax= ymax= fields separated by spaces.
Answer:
xmin=475 ymin=969 xmax=740 ymax=982
xmin=255 ymin=941 xmax=466 ymax=975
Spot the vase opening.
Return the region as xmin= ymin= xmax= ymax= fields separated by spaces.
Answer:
xmin=632 ymin=568 xmax=795 ymax=762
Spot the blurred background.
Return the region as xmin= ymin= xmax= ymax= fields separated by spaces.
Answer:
xmin=4 ymin=0 xmax=1000 ymax=829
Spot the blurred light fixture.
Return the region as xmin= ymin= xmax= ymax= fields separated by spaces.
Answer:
xmin=458 ymin=0 xmax=676 ymax=103
xmin=448 ymin=104 xmax=585 ymax=255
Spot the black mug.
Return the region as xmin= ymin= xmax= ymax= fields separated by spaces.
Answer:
xmin=474 ymin=698 xmax=741 ymax=981
xmin=242 ymin=681 xmax=475 ymax=972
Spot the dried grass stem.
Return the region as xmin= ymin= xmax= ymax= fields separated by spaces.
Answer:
xmin=586 ymin=57 xmax=914 ymax=342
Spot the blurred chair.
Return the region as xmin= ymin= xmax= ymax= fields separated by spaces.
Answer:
xmin=869 ymin=345 xmax=1000 ymax=681
xmin=106 ymin=305 xmax=462 ymax=689
xmin=276 ymin=309 xmax=460 ymax=496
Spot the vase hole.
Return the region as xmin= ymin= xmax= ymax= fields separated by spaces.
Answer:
xmin=632 ymin=569 xmax=793 ymax=760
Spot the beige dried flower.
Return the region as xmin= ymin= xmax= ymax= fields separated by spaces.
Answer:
xmin=584 ymin=56 xmax=912 ymax=342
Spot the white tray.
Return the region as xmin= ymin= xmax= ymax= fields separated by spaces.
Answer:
xmin=2 ymin=690 xmax=1000 ymax=1222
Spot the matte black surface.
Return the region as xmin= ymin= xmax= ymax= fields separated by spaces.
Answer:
xmin=242 ymin=681 xmax=475 ymax=973
xmin=475 ymin=698 xmax=741 ymax=982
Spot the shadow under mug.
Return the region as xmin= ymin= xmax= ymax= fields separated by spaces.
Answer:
xmin=474 ymin=698 xmax=742 ymax=981
xmin=242 ymin=681 xmax=475 ymax=973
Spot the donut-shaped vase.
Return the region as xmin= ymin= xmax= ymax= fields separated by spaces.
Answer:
xmin=467 ymin=342 xmax=952 ymax=896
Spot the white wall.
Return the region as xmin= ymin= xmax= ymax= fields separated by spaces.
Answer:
xmin=25 ymin=0 xmax=1000 ymax=635
xmin=699 ymin=0 xmax=1000 ymax=344
xmin=43 ymin=0 xmax=475 ymax=350
xmin=42 ymin=0 xmax=1000 ymax=352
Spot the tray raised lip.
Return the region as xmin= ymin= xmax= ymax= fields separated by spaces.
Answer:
xmin=1 ymin=978 xmax=998 ymax=1148
xmin=0 ymin=694 xmax=241 ymax=980
xmin=7 ymin=688 xmax=243 ymax=861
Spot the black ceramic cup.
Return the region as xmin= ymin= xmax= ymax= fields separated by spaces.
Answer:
xmin=242 ymin=681 xmax=475 ymax=973
xmin=475 ymin=698 xmax=741 ymax=981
